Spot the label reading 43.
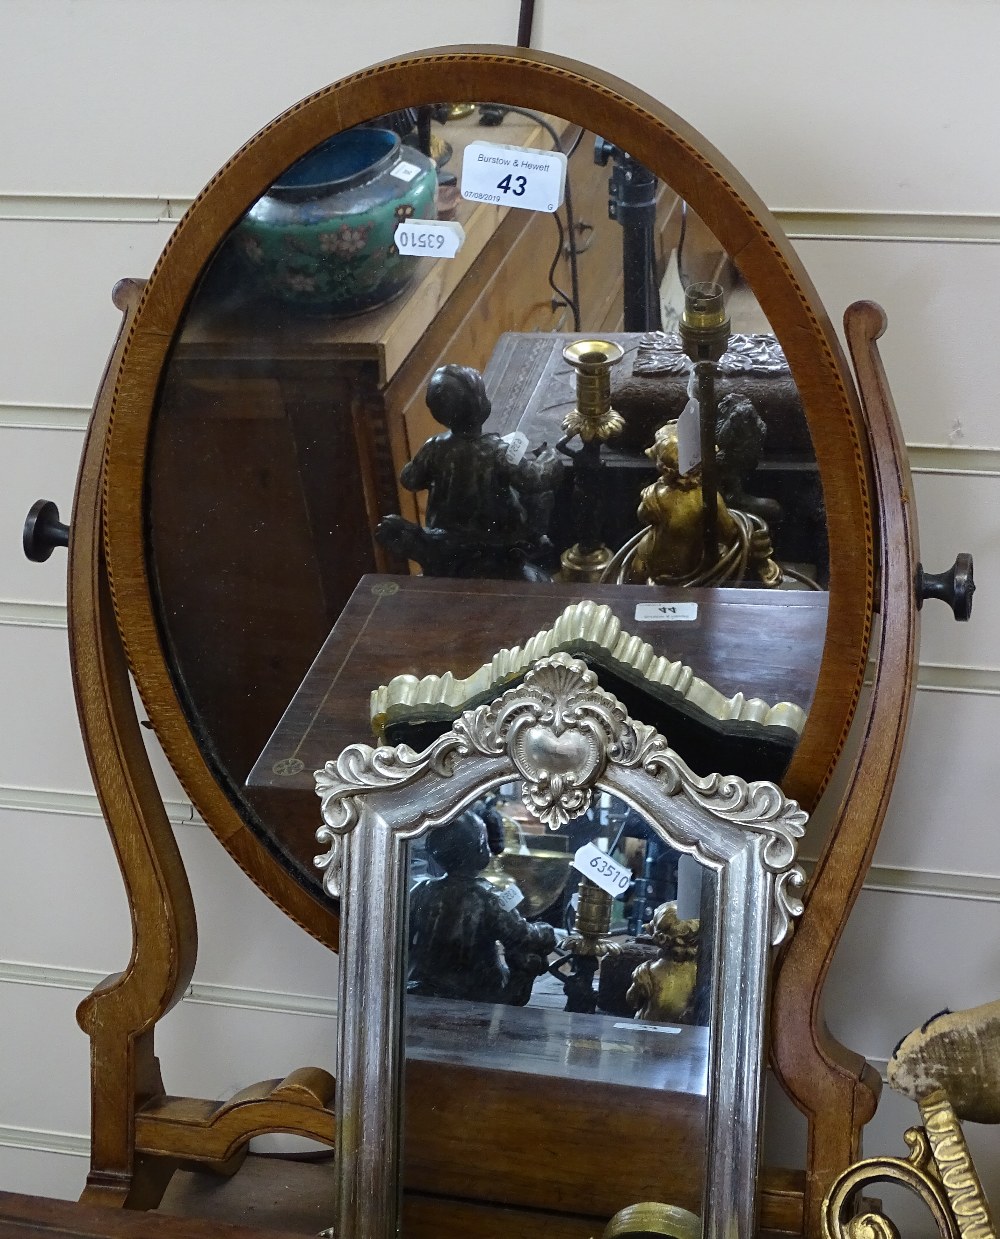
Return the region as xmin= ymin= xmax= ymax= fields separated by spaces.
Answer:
xmin=461 ymin=140 xmax=567 ymax=214
xmin=393 ymin=219 xmax=465 ymax=259
xmin=572 ymin=842 xmax=631 ymax=898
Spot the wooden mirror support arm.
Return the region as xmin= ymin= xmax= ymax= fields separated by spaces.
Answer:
xmin=771 ymin=300 xmax=921 ymax=1236
xmin=68 ymin=285 xmax=335 ymax=1209
xmin=66 ymin=280 xmax=193 ymax=1207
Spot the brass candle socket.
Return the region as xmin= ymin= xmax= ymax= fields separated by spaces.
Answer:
xmin=561 ymin=339 xmax=626 ymax=442
xmin=569 ymin=878 xmax=614 ymax=957
xmin=678 ymin=281 xmax=731 ymax=364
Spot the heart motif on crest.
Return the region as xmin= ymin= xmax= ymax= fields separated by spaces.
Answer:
xmin=513 ymin=723 xmax=598 ymax=782
xmin=509 ymin=718 xmax=604 ymax=828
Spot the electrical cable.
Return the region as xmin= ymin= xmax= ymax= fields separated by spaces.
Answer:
xmin=488 ymin=103 xmax=582 ymax=330
xmin=599 ymin=509 xmax=803 ymax=588
xmin=565 ymin=126 xmax=585 ymax=161
xmin=778 ymin=564 xmax=823 ymax=591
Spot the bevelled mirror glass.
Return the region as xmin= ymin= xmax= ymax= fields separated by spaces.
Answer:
xmin=104 ymin=49 xmax=873 ymax=948
xmin=403 ymin=790 xmax=716 ymax=1226
xmin=315 ymin=653 xmax=807 ymax=1239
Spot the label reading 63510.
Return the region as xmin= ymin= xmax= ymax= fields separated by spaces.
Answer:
xmin=393 ymin=219 xmax=465 ymax=259
xmin=461 ymin=140 xmax=567 ymax=214
xmin=572 ymin=842 xmax=631 ymax=898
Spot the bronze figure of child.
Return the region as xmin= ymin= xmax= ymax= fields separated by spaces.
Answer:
xmin=408 ymin=809 xmax=556 ymax=1006
xmin=377 ymin=364 xmax=557 ymax=579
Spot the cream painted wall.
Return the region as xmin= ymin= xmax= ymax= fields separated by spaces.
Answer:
xmin=2 ymin=2 xmax=998 ymax=1233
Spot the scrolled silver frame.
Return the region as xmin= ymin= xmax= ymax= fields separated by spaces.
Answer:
xmin=315 ymin=652 xmax=806 ymax=1239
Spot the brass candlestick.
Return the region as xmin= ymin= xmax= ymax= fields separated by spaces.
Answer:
xmin=570 ymin=878 xmax=614 ymax=956
xmin=556 ymin=876 xmax=615 ymax=1013
xmin=678 ymin=283 xmax=730 ymax=571
xmin=558 ymin=339 xmax=625 ymax=582
xmin=561 ymin=339 xmax=626 ymax=442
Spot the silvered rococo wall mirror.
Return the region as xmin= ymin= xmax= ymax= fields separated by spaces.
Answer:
xmin=315 ymin=652 xmax=807 ymax=1239
xmin=42 ymin=40 xmax=958 ymax=1239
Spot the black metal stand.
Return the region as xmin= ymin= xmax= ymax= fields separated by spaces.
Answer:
xmin=550 ymin=950 xmax=600 ymax=1014
xmin=595 ymin=138 xmax=661 ymax=333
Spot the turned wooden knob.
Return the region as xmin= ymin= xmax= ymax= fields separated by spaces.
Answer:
xmin=23 ymin=499 xmax=69 ymax=562
xmin=916 ymin=552 xmax=974 ymax=621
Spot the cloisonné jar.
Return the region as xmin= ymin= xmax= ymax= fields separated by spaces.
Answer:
xmin=237 ymin=127 xmax=438 ymax=314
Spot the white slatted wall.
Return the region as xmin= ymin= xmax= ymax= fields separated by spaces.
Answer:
xmin=1 ymin=4 xmax=997 ymax=1232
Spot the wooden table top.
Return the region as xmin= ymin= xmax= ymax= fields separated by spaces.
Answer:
xmin=249 ymin=573 xmax=828 ymax=793
xmin=407 ymin=993 xmax=708 ymax=1095
xmin=0 ymin=1193 xmax=304 ymax=1239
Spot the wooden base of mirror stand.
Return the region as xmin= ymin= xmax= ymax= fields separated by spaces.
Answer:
xmin=68 ymin=292 xmax=919 ymax=1234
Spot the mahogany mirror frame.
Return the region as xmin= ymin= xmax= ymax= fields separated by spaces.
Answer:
xmin=101 ymin=45 xmax=875 ymax=951
xmin=66 ymin=45 xmax=925 ymax=1236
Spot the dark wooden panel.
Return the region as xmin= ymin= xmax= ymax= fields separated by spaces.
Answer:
xmin=0 ymin=1194 xmax=303 ymax=1239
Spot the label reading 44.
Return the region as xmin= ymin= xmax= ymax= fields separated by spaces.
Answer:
xmin=461 ymin=140 xmax=567 ymax=214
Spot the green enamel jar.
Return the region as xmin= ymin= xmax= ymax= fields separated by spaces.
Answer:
xmin=236 ymin=127 xmax=438 ymax=313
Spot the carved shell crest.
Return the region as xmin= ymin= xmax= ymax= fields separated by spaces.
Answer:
xmin=314 ymin=651 xmax=806 ymax=941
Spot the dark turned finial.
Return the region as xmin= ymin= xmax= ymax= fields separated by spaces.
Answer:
xmin=915 ymin=552 xmax=975 ymax=621
xmin=23 ymin=499 xmax=69 ymax=562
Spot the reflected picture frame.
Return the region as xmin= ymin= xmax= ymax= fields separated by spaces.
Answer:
xmin=315 ymin=652 xmax=807 ymax=1239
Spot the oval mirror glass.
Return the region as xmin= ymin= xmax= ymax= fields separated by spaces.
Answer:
xmin=105 ymin=52 xmax=872 ymax=941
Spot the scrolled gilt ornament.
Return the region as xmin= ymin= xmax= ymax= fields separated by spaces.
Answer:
xmin=919 ymin=1091 xmax=995 ymax=1239
xmin=820 ymin=1108 xmax=993 ymax=1239
xmin=845 ymin=1213 xmax=902 ymax=1239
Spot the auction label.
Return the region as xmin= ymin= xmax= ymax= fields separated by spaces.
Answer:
xmin=393 ymin=219 xmax=465 ymax=258
xmin=676 ymin=397 xmax=702 ymax=476
xmin=390 ymin=160 xmax=423 ymax=183
xmin=495 ymin=883 xmax=525 ymax=912
xmin=461 ymin=140 xmax=567 ymax=213
xmin=634 ymin=602 xmax=698 ymax=623
xmin=502 ymin=430 xmax=529 ymax=464
xmin=572 ymin=842 xmax=631 ymax=898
